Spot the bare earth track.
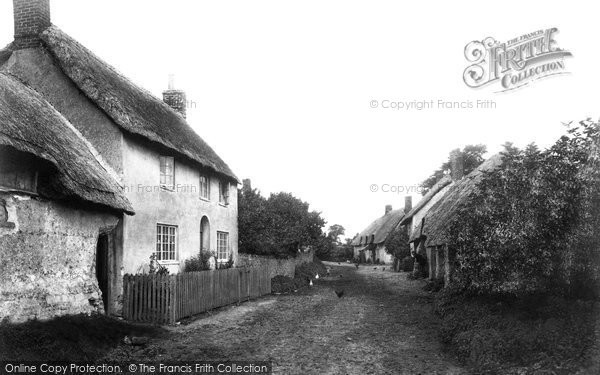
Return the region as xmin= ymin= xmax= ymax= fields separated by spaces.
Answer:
xmin=107 ymin=263 xmax=466 ymax=375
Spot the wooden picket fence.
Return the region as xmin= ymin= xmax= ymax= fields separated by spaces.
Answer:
xmin=122 ymin=266 xmax=271 ymax=324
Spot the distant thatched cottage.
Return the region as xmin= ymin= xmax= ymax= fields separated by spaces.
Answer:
xmin=0 ymin=0 xmax=238 ymax=321
xmin=409 ymin=154 xmax=502 ymax=284
xmin=351 ymin=202 xmax=411 ymax=264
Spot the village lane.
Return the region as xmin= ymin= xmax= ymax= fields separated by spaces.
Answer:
xmin=110 ymin=263 xmax=466 ymax=375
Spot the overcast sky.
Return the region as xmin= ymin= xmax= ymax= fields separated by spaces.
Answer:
xmin=1 ymin=1 xmax=598 ymax=239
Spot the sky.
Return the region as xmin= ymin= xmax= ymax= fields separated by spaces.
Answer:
xmin=1 ymin=1 xmax=598 ymax=239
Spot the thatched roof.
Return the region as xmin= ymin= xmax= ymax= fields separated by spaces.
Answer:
xmin=0 ymin=72 xmax=134 ymax=214
xmin=351 ymin=209 xmax=405 ymax=246
xmin=40 ymin=26 xmax=237 ymax=182
xmin=410 ymin=154 xmax=503 ymax=246
xmin=400 ymin=175 xmax=452 ymax=226
xmin=0 ymin=43 xmax=13 ymax=66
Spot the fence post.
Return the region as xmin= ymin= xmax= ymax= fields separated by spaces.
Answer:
xmin=169 ymin=274 xmax=176 ymax=324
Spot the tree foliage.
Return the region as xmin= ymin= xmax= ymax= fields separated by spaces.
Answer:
xmin=385 ymin=227 xmax=411 ymax=259
xmin=420 ymin=144 xmax=487 ymax=196
xmin=238 ymin=185 xmax=326 ymax=258
xmin=446 ymin=120 xmax=600 ymax=297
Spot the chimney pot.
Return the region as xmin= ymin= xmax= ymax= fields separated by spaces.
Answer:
xmin=162 ymin=74 xmax=187 ymax=119
xmin=450 ymin=150 xmax=464 ymax=181
xmin=404 ymin=196 xmax=413 ymax=213
xmin=385 ymin=204 xmax=392 ymax=215
xmin=242 ymin=179 xmax=252 ymax=191
xmin=13 ymin=0 xmax=51 ymax=50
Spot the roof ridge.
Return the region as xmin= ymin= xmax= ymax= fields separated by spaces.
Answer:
xmin=39 ymin=25 xmax=238 ymax=182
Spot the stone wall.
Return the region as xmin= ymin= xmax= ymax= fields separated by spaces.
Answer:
xmin=0 ymin=193 xmax=119 ymax=323
xmin=237 ymin=250 xmax=314 ymax=279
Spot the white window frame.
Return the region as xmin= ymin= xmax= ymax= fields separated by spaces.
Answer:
xmin=219 ymin=180 xmax=229 ymax=206
xmin=217 ymin=231 xmax=230 ymax=262
xmin=156 ymin=224 xmax=178 ymax=262
xmin=199 ymin=174 xmax=210 ymax=201
xmin=159 ymin=156 xmax=175 ymax=191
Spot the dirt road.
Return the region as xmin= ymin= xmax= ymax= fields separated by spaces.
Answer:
xmin=109 ymin=263 xmax=465 ymax=374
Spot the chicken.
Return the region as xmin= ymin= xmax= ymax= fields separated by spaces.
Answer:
xmin=315 ymin=274 xmax=319 ymax=279
xmin=309 ymin=279 xmax=313 ymax=287
xmin=355 ymin=264 xmax=359 ymax=270
xmin=335 ymin=289 xmax=344 ymax=298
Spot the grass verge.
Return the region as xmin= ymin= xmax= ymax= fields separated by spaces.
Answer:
xmin=0 ymin=314 xmax=163 ymax=361
xmin=434 ymin=288 xmax=599 ymax=374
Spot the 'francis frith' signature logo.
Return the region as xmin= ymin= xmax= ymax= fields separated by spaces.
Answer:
xmin=463 ymin=28 xmax=572 ymax=92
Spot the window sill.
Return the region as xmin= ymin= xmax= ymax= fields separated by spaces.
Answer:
xmin=160 ymin=186 xmax=175 ymax=192
xmin=219 ymin=203 xmax=229 ymax=208
xmin=157 ymin=260 xmax=180 ymax=265
xmin=199 ymin=197 xmax=210 ymax=202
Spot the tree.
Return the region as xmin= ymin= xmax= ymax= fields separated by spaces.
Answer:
xmin=238 ymin=183 xmax=270 ymax=256
xmin=238 ymin=187 xmax=326 ymax=258
xmin=385 ymin=227 xmax=411 ymax=259
xmin=327 ymin=224 xmax=345 ymax=244
xmin=420 ymin=144 xmax=487 ymax=196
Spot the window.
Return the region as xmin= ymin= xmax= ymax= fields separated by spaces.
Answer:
xmin=156 ymin=224 xmax=177 ymax=261
xmin=217 ymin=231 xmax=229 ymax=262
xmin=0 ymin=148 xmax=38 ymax=193
xmin=219 ymin=180 xmax=229 ymax=205
xmin=159 ymin=156 xmax=175 ymax=190
xmin=199 ymin=174 xmax=210 ymax=200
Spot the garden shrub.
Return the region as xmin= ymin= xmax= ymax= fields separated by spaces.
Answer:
xmin=184 ymin=250 xmax=213 ymax=272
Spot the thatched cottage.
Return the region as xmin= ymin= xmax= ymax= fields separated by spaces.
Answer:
xmin=1 ymin=0 xmax=238 ymax=321
xmin=409 ymin=154 xmax=502 ymax=284
xmin=399 ymin=176 xmax=453 ymax=276
xmin=351 ymin=202 xmax=410 ymax=264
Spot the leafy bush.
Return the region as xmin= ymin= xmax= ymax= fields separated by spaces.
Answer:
xmin=446 ymin=120 xmax=600 ymax=297
xmin=216 ymin=254 xmax=234 ymax=270
xmin=294 ymin=258 xmax=327 ymax=280
xmin=401 ymin=255 xmax=414 ymax=272
xmin=183 ymin=250 xmax=213 ymax=272
xmin=272 ymin=259 xmax=327 ymax=293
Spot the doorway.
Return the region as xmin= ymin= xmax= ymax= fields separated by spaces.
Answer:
xmin=96 ymin=233 xmax=109 ymax=313
xmin=200 ymin=216 xmax=210 ymax=251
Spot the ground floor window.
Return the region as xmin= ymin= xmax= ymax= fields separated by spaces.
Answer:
xmin=156 ymin=224 xmax=177 ymax=261
xmin=217 ymin=231 xmax=229 ymax=261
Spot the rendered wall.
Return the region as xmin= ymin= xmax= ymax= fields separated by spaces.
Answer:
xmin=0 ymin=193 xmax=119 ymax=323
xmin=121 ymin=136 xmax=238 ymax=275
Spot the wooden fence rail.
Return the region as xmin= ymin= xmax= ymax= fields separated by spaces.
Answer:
xmin=122 ymin=266 xmax=271 ymax=324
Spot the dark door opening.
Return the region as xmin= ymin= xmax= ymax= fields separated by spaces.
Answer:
xmin=96 ymin=233 xmax=109 ymax=313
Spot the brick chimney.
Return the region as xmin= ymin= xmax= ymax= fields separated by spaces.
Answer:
xmin=13 ymin=0 xmax=51 ymax=50
xmin=404 ymin=196 xmax=413 ymax=214
xmin=163 ymin=74 xmax=187 ymax=119
xmin=242 ymin=179 xmax=252 ymax=190
xmin=450 ymin=149 xmax=464 ymax=181
xmin=385 ymin=204 xmax=392 ymax=215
